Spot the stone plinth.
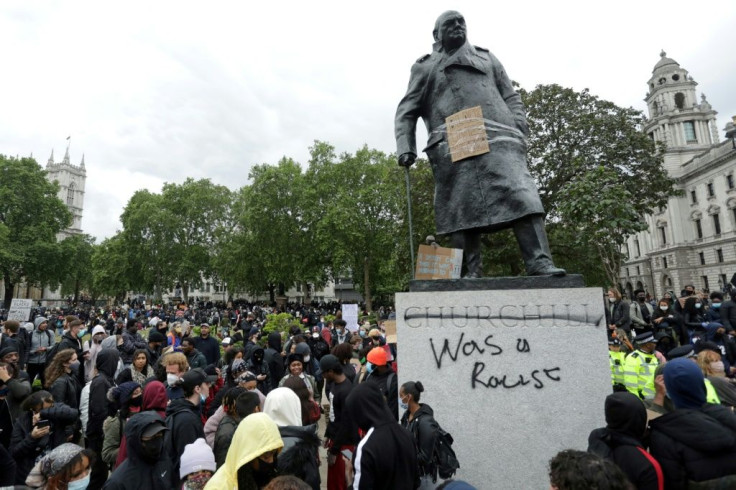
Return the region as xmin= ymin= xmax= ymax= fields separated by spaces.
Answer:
xmin=396 ymin=287 xmax=609 ymax=489
xmin=409 ymin=274 xmax=585 ymax=292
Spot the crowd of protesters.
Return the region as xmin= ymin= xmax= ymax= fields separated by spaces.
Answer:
xmin=0 ymin=298 xmax=474 ymax=490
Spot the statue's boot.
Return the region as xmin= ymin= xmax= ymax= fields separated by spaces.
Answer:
xmin=451 ymin=230 xmax=483 ymax=278
xmin=513 ymin=216 xmax=566 ymax=276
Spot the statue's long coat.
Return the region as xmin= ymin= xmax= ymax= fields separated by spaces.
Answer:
xmin=395 ymin=41 xmax=545 ymax=235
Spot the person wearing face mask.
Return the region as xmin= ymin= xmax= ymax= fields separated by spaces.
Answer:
xmin=674 ymin=284 xmax=697 ymax=314
xmin=683 ymin=296 xmax=710 ymax=342
xmin=651 ymin=297 xmax=687 ymax=344
xmin=121 ymin=320 xmax=148 ymax=367
xmin=165 ymin=368 xmax=217 ymax=487
xmin=11 ymin=390 xmax=79 ymax=485
xmin=331 ymin=320 xmax=349 ymax=348
xmin=103 ymin=412 xmax=172 ymax=490
xmin=102 ymin=382 xmax=143 ymax=469
xmin=87 ymin=348 xmax=121 ymax=489
xmin=207 ymin=412 xmax=284 ymax=490
xmin=162 ymin=352 xmax=190 ymax=401
xmin=246 ymin=347 xmax=272 ymax=396
xmin=83 ymin=325 xmax=107 ymax=383
xmin=25 ymin=442 xmax=95 ymax=490
xmin=400 ymin=381 xmax=441 ymax=489
xmin=697 ymin=349 xmax=736 ymax=408
xmin=44 ymin=348 xmax=82 ymax=441
xmin=605 ymin=288 xmax=631 ymax=338
xmin=630 ymin=289 xmax=654 ymax=335
xmin=364 ymin=347 xmax=399 ymax=420
xmin=706 ymin=292 xmax=725 ymax=324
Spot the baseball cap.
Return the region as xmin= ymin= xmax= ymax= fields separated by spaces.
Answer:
xmin=320 ymin=354 xmax=342 ymax=373
xmin=181 ymin=368 xmax=217 ymax=392
xmin=141 ymin=420 xmax=168 ymax=438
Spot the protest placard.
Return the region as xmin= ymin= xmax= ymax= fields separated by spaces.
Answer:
xmin=414 ymin=244 xmax=463 ymax=280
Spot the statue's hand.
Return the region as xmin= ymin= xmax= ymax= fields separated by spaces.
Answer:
xmin=398 ymin=153 xmax=416 ymax=167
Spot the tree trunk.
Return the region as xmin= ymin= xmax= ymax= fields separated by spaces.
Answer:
xmin=363 ymin=257 xmax=373 ymax=313
xmin=268 ymin=284 xmax=276 ymax=303
xmin=183 ymin=282 xmax=190 ymax=302
xmin=73 ymin=277 xmax=81 ymax=304
xmin=302 ymin=281 xmax=311 ymax=305
xmin=3 ymin=273 xmax=14 ymax=310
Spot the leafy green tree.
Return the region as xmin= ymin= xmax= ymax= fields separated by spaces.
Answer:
xmin=307 ymin=143 xmax=405 ymax=311
xmin=58 ymin=234 xmax=95 ymax=303
xmin=519 ymin=84 xmax=679 ymax=285
xmin=120 ymin=179 xmax=232 ymax=301
xmin=91 ymin=233 xmax=135 ymax=302
xmin=0 ymin=155 xmax=72 ymax=308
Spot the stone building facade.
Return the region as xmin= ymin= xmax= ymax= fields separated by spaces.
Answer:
xmin=620 ymin=52 xmax=736 ymax=300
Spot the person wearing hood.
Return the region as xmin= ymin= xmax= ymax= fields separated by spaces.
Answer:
xmin=103 ymin=411 xmax=172 ymax=490
xmin=27 ymin=316 xmax=55 ymax=386
xmin=102 ymin=381 xmax=143 ymax=468
xmin=346 ymin=382 xmax=418 ymax=490
xmin=206 ymin=412 xmax=284 ymax=490
xmin=246 ymin=346 xmax=272 ymax=395
xmin=264 ymin=332 xmax=285 ymax=392
xmin=263 ymin=387 xmax=320 ymax=490
xmin=400 ymin=381 xmax=441 ymax=489
xmin=83 ymin=325 xmax=107 ymax=383
xmin=587 ymin=392 xmax=664 ymax=490
xmin=116 ymin=380 xmax=169 ymax=468
xmin=166 ymin=368 xmax=217 ymax=486
xmin=87 ymin=348 xmax=121 ymax=489
xmin=121 ymin=320 xmax=148 ymax=367
xmin=649 ymin=357 xmax=736 ymax=488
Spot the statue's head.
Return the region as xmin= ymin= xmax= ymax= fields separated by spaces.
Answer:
xmin=433 ymin=11 xmax=466 ymax=51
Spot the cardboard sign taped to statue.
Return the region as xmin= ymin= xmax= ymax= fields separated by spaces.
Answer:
xmin=414 ymin=244 xmax=463 ymax=280
xmin=446 ymin=106 xmax=490 ymax=163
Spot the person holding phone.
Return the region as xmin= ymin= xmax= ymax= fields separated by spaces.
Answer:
xmin=10 ymin=390 xmax=79 ymax=485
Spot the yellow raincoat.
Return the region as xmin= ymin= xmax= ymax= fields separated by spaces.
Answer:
xmin=204 ymin=412 xmax=283 ymax=490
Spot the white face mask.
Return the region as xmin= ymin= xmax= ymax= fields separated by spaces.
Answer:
xmin=659 ymin=305 xmax=668 ymax=311
xmin=608 ymin=297 xmax=616 ymax=303
xmin=304 ymin=355 xmax=311 ymax=363
xmin=166 ymin=373 xmax=179 ymax=386
xmin=695 ymin=303 xmax=702 ymax=309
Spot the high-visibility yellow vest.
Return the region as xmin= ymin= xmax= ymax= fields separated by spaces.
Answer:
xmin=624 ymin=350 xmax=659 ymax=399
xmin=609 ymin=351 xmax=626 ymax=386
xmin=705 ymin=379 xmax=721 ymax=405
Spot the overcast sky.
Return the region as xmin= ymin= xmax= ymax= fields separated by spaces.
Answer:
xmin=2 ymin=0 xmax=735 ymax=242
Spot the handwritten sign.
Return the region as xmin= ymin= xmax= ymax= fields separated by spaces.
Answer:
xmin=7 ymin=299 xmax=33 ymax=322
xmin=446 ymin=106 xmax=490 ymax=163
xmin=342 ymin=304 xmax=359 ymax=332
xmin=396 ymin=288 xmax=609 ymax=489
xmin=414 ymin=244 xmax=462 ymax=280
xmin=383 ymin=320 xmax=396 ymax=344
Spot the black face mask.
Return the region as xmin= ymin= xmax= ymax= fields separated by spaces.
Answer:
xmin=140 ymin=435 xmax=164 ymax=463
xmin=129 ymin=396 xmax=142 ymax=407
xmin=251 ymin=459 xmax=277 ymax=487
xmin=637 ymin=297 xmax=646 ymax=303
xmin=254 ymin=354 xmax=263 ymax=363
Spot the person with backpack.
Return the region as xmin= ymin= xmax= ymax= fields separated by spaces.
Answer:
xmin=587 ymin=391 xmax=664 ymax=490
xmin=400 ymin=381 xmax=442 ymax=489
xmin=346 ymin=382 xmax=419 ymax=489
xmin=27 ymin=317 xmax=55 ymax=386
xmin=363 ymin=347 xmax=398 ymax=420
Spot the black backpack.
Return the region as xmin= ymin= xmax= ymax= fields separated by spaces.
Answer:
xmin=434 ymin=424 xmax=460 ymax=479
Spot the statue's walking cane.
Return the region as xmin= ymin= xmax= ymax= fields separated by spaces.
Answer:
xmin=403 ymin=166 xmax=415 ymax=277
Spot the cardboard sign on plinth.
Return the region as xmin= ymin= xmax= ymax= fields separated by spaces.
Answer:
xmin=415 ymin=244 xmax=463 ymax=280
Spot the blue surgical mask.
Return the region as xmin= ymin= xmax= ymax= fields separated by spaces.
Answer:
xmin=695 ymin=303 xmax=702 ymax=309
xmin=200 ymin=393 xmax=206 ymax=404
xmin=77 ymin=329 xmax=87 ymax=338
xmin=68 ymin=473 xmax=90 ymax=490
xmin=359 ymin=330 xmax=366 ymax=338
xmin=365 ymin=362 xmax=374 ymax=374
xmin=713 ymin=303 xmax=722 ymax=309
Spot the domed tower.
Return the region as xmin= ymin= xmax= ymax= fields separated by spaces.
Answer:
xmin=643 ymin=51 xmax=719 ymax=176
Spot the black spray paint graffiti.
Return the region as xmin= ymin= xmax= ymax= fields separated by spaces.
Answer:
xmin=404 ymin=304 xmax=604 ymax=328
xmin=430 ymin=333 xmax=561 ymax=390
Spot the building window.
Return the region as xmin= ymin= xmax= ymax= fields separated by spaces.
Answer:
xmin=625 ymin=243 xmax=630 ymax=258
xmin=66 ymin=183 xmax=75 ymax=206
xmin=684 ymin=121 xmax=697 ymax=143
xmin=717 ymin=248 xmax=724 ymax=262
xmin=663 ymin=256 xmax=668 ymax=269
xmin=714 ymin=213 xmax=722 ymax=235
xmin=626 ymin=268 xmax=630 ymax=277
xmin=636 ymin=266 xmax=640 ymax=276
xmin=659 ymin=226 xmax=667 ymax=245
xmin=695 ymin=219 xmax=703 ymax=239
xmin=733 ymin=207 xmax=736 ymax=225
xmin=691 ymin=190 xmax=698 ymax=204
xmin=674 ymin=92 xmax=685 ymax=109
xmin=702 ymin=275 xmax=710 ymax=291
xmin=728 ymin=174 xmax=735 ymax=190
xmin=699 ymin=252 xmax=706 ymax=265
xmin=707 ymin=182 xmax=715 ymax=197
xmin=635 ymin=239 xmax=641 ymax=257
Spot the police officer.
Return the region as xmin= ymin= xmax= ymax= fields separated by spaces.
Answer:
xmin=624 ymin=332 xmax=660 ymax=399
xmin=608 ymin=339 xmax=626 ymax=391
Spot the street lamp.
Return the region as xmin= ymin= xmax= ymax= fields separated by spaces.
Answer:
xmin=726 ymin=116 xmax=736 ymax=149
